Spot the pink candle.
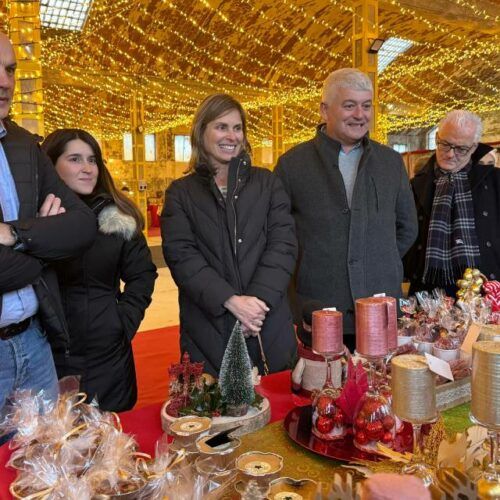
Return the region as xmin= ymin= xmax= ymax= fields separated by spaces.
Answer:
xmin=312 ymin=310 xmax=343 ymax=355
xmin=356 ymin=297 xmax=389 ymax=357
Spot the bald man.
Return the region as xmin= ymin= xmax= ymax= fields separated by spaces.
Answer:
xmin=0 ymin=33 xmax=96 ymax=422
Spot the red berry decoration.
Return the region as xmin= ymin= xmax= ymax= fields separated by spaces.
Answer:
xmin=381 ymin=431 xmax=393 ymax=444
xmin=355 ymin=416 xmax=366 ymax=430
xmin=355 ymin=431 xmax=368 ymax=445
xmin=366 ymin=421 xmax=383 ymax=440
xmin=316 ymin=416 xmax=334 ymax=434
xmin=382 ymin=415 xmax=395 ymax=430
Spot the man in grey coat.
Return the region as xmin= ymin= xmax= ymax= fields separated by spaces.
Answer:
xmin=275 ymin=68 xmax=418 ymax=351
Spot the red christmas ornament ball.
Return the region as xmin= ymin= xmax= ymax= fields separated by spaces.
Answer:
xmin=316 ymin=415 xmax=334 ymax=434
xmin=355 ymin=431 xmax=368 ymax=445
xmin=381 ymin=431 xmax=393 ymax=444
xmin=366 ymin=421 xmax=383 ymax=440
xmin=382 ymin=415 xmax=395 ymax=430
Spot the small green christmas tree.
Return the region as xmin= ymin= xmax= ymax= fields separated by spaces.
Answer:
xmin=219 ymin=321 xmax=255 ymax=416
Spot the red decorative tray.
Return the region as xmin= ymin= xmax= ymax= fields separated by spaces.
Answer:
xmin=283 ymin=405 xmax=413 ymax=462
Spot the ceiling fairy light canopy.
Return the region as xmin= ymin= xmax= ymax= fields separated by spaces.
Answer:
xmin=18 ymin=0 xmax=500 ymax=145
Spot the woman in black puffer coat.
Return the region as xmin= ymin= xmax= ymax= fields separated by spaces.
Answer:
xmin=42 ymin=129 xmax=157 ymax=412
xmin=161 ymin=94 xmax=297 ymax=376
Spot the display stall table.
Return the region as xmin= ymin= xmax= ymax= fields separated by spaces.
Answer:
xmin=0 ymin=371 xmax=471 ymax=499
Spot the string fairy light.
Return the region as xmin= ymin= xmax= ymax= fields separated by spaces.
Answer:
xmin=0 ymin=0 xmax=496 ymax=148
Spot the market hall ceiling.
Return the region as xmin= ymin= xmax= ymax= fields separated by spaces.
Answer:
xmin=4 ymin=0 xmax=500 ymax=144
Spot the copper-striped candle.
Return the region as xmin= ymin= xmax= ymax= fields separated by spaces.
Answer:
xmin=391 ymin=354 xmax=436 ymax=423
xmin=381 ymin=296 xmax=398 ymax=351
xmin=312 ymin=309 xmax=343 ymax=355
xmin=471 ymin=341 xmax=500 ymax=427
xmin=355 ymin=297 xmax=389 ymax=357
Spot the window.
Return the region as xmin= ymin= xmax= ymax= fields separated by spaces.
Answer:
xmin=123 ymin=132 xmax=133 ymax=161
xmin=393 ymin=143 xmax=408 ymax=153
xmin=427 ymin=126 xmax=438 ymax=150
xmin=377 ymin=37 xmax=413 ymax=74
xmin=40 ymin=0 xmax=93 ymax=31
xmin=145 ymin=134 xmax=156 ymax=162
xmin=174 ymin=135 xmax=191 ymax=163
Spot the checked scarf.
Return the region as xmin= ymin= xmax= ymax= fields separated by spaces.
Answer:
xmin=423 ymin=165 xmax=480 ymax=286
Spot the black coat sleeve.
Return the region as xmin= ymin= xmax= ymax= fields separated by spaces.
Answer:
xmin=161 ymin=181 xmax=238 ymax=317
xmin=245 ymin=175 xmax=297 ymax=309
xmin=0 ymin=246 xmax=43 ymax=294
xmin=10 ymin=146 xmax=97 ymax=261
xmin=117 ymin=233 xmax=158 ymax=341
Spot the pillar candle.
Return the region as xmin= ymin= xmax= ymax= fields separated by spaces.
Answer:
xmin=312 ymin=309 xmax=343 ymax=355
xmin=391 ymin=354 xmax=436 ymax=423
xmin=471 ymin=341 xmax=500 ymax=427
xmin=356 ymin=297 xmax=389 ymax=357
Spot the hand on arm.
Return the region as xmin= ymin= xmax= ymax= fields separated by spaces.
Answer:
xmin=0 ymin=223 xmax=16 ymax=246
xmin=224 ymin=295 xmax=269 ymax=334
xmin=38 ymin=194 xmax=66 ymax=217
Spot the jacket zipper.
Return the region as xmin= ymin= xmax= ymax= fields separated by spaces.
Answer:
xmin=230 ymin=159 xmax=244 ymax=293
xmin=230 ymin=158 xmax=242 ymax=257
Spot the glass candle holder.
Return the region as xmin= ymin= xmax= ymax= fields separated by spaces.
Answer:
xmin=353 ymin=355 xmax=396 ymax=453
xmin=311 ymin=349 xmax=347 ymax=441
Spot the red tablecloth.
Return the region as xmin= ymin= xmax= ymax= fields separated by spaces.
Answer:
xmin=0 ymin=370 xmax=305 ymax=499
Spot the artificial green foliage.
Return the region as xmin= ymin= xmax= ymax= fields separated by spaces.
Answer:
xmin=178 ymin=380 xmax=224 ymax=417
xmin=177 ymin=381 xmax=263 ymax=417
xmin=219 ymin=321 xmax=255 ymax=408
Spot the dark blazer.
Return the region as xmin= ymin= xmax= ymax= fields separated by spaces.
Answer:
xmin=404 ymin=143 xmax=500 ymax=293
xmin=161 ymin=155 xmax=298 ymax=376
xmin=275 ymin=128 xmax=418 ymax=341
xmin=54 ymin=196 xmax=157 ymax=412
xmin=0 ymin=119 xmax=96 ymax=350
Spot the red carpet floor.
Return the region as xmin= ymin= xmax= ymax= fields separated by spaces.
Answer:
xmin=131 ymin=325 xmax=181 ymax=409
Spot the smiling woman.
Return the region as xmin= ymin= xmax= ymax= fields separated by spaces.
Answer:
xmin=161 ymin=94 xmax=297 ymax=376
xmin=202 ymin=109 xmax=244 ymax=176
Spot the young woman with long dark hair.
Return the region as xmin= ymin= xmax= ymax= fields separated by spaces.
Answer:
xmin=42 ymin=129 xmax=157 ymax=411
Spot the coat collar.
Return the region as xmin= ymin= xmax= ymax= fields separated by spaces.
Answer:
xmin=196 ymin=152 xmax=251 ymax=182
xmin=313 ymin=124 xmax=371 ymax=171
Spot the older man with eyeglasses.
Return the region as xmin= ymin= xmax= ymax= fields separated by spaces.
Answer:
xmin=404 ymin=110 xmax=500 ymax=294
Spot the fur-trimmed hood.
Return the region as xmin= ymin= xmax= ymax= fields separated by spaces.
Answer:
xmin=98 ymin=204 xmax=137 ymax=241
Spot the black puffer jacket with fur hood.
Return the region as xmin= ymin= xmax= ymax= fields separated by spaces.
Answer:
xmin=52 ymin=194 xmax=157 ymax=412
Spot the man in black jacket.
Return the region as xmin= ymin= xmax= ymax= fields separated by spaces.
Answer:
xmin=0 ymin=33 xmax=96 ymax=421
xmin=404 ymin=110 xmax=500 ymax=294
